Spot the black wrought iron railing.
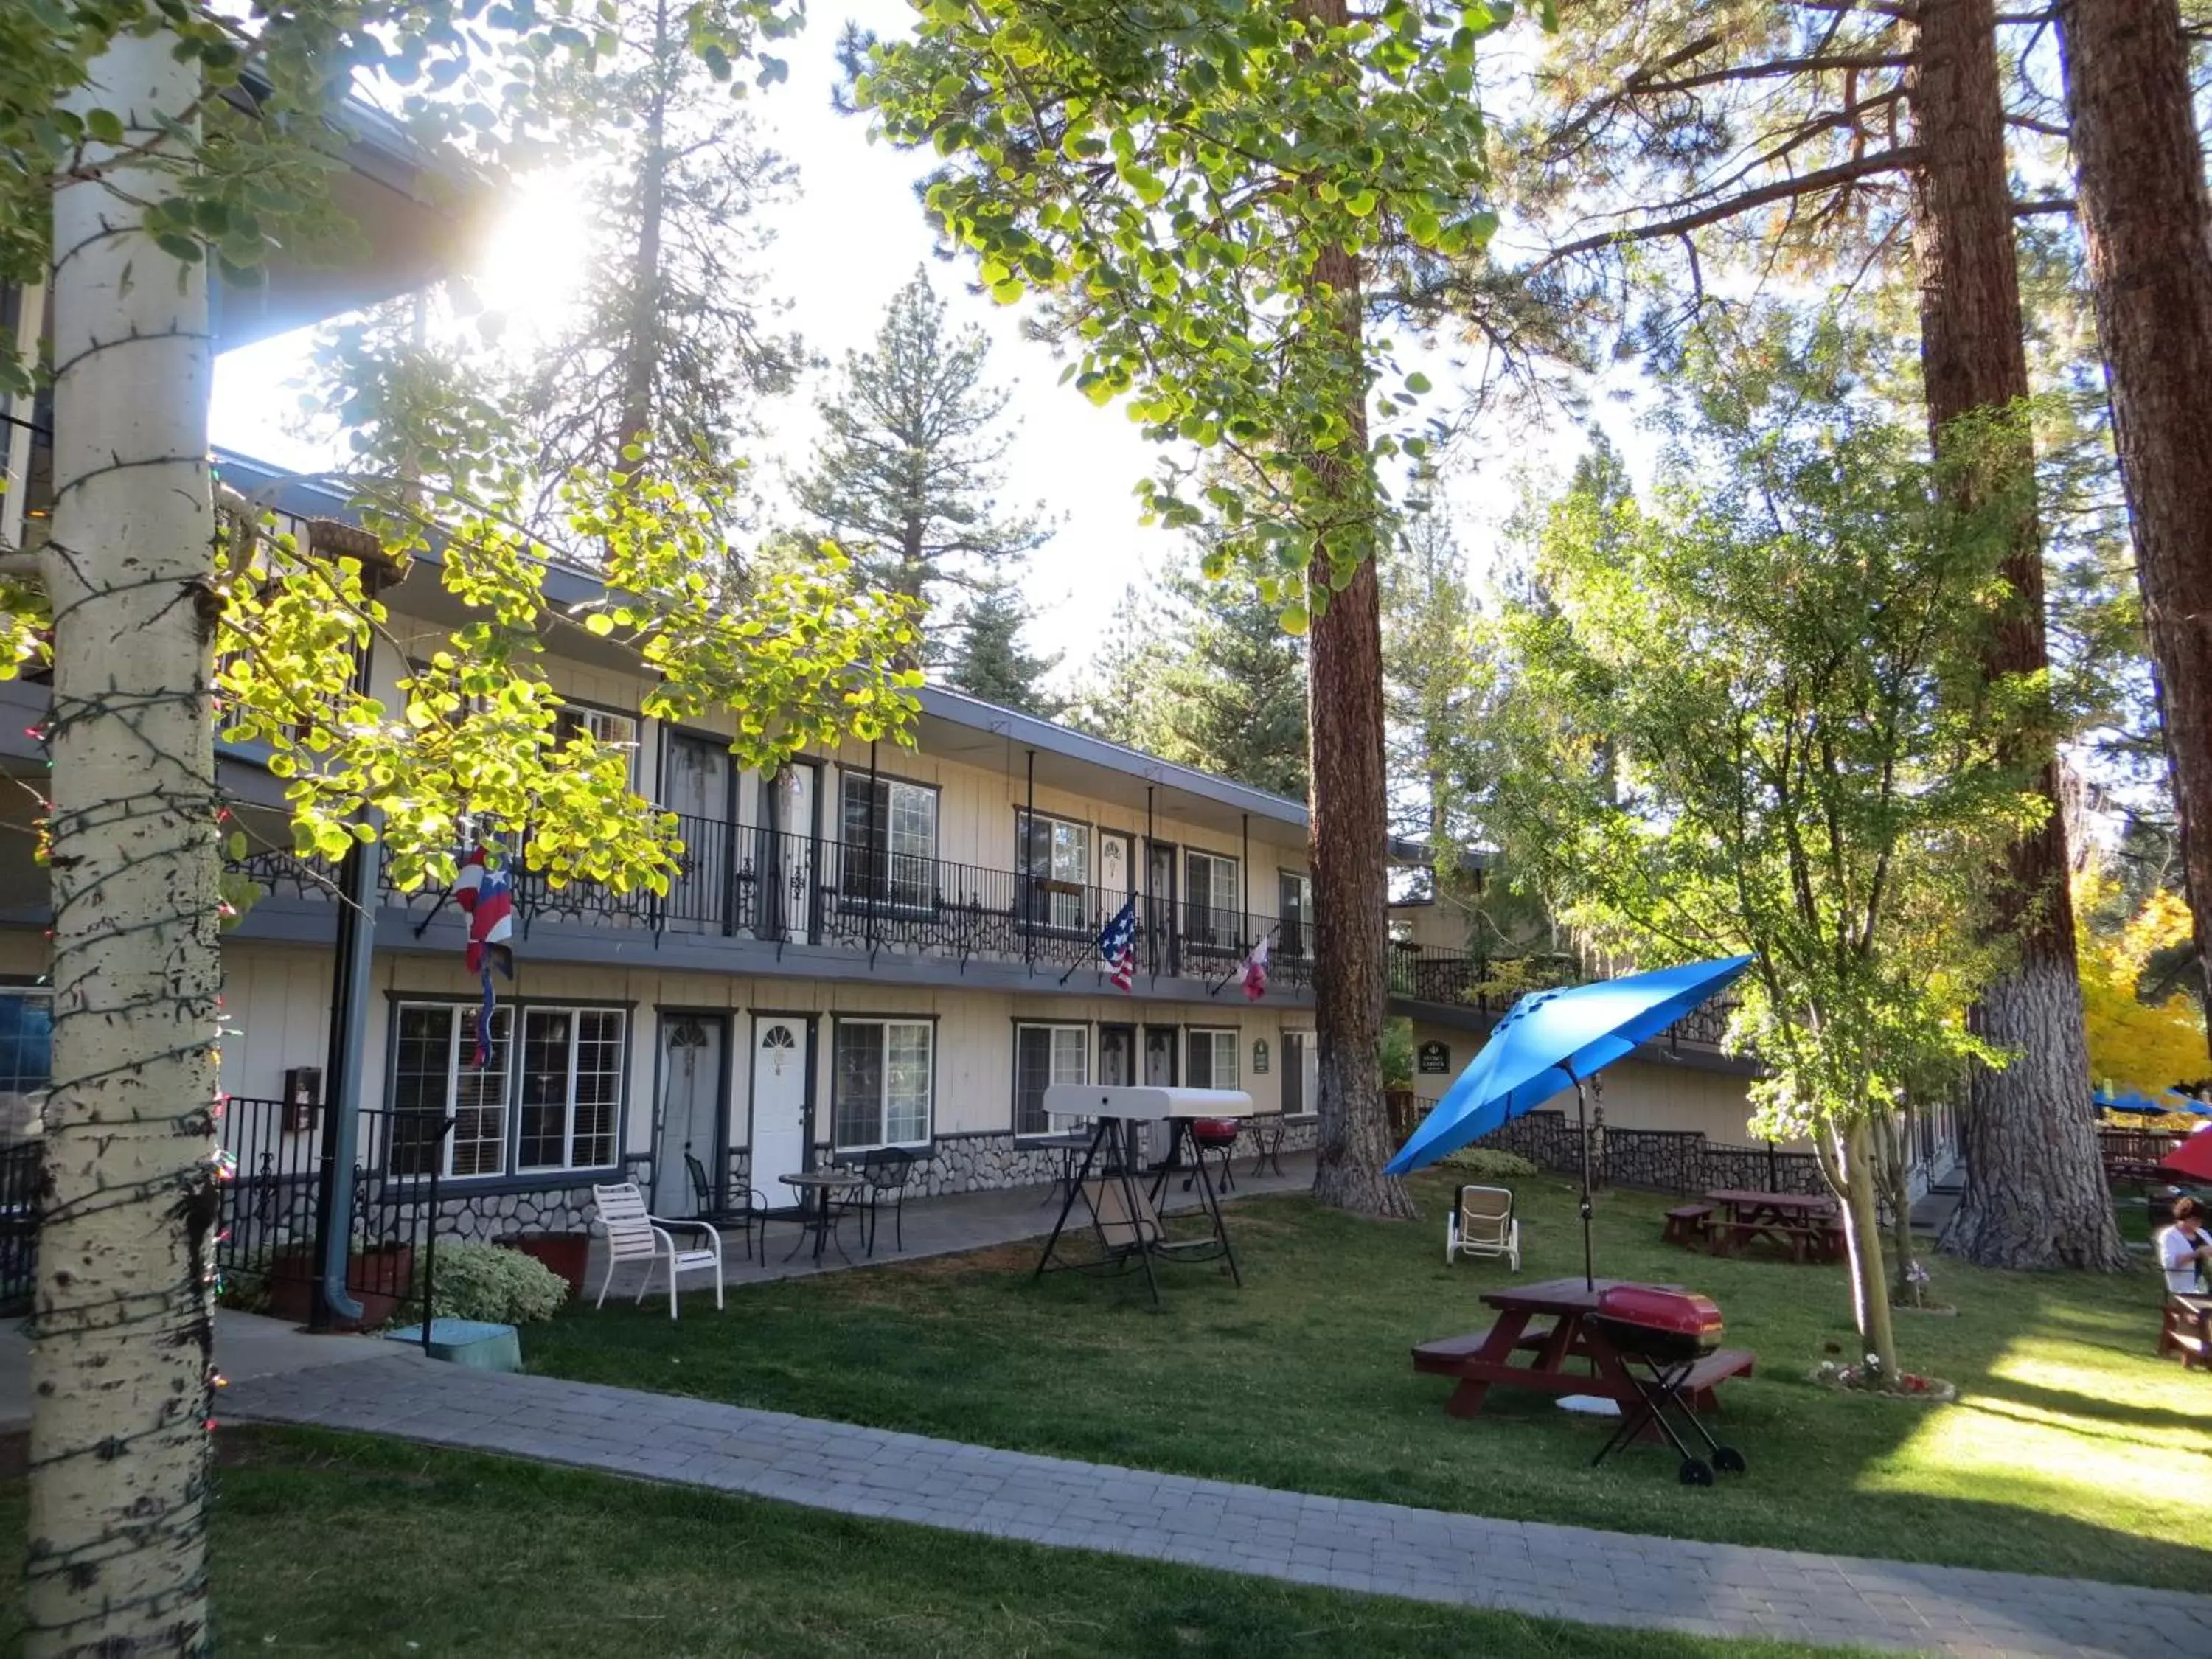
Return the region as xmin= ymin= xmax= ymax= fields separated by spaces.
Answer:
xmin=226 ymin=820 xmax=1317 ymax=990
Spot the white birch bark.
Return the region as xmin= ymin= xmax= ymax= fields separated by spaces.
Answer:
xmin=27 ymin=29 xmax=220 ymax=1657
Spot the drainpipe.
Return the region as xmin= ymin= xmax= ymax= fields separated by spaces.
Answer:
xmin=866 ymin=739 xmax=880 ymax=960
xmin=1023 ymin=748 xmax=1036 ymax=970
xmin=1144 ymin=785 xmax=1155 ymax=976
xmin=1241 ymin=813 xmax=1250 ymax=947
xmin=311 ymin=526 xmax=396 ymax=1329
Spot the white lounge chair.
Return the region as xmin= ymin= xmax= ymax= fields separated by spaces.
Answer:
xmin=1445 ymin=1183 xmax=1520 ymax=1270
xmin=591 ymin=1182 xmax=723 ymax=1319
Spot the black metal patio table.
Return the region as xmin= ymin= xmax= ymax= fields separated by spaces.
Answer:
xmin=779 ymin=1169 xmax=867 ymax=1265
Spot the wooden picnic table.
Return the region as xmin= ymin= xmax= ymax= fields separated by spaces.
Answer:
xmin=1412 ymin=1276 xmax=1754 ymax=1422
xmin=1704 ymin=1189 xmax=1841 ymax=1263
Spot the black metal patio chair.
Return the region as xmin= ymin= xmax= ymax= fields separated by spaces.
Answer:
xmin=685 ymin=1151 xmax=768 ymax=1262
xmin=858 ymin=1147 xmax=917 ymax=1256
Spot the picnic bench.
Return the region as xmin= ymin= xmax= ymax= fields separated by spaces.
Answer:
xmin=1704 ymin=1189 xmax=1843 ymax=1264
xmin=1661 ymin=1203 xmax=1714 ymax=1248
xmin=1412 ymin=1277 xmax=1755 ymax=1423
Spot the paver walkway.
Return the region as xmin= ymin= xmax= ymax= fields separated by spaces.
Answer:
xmin=227 ymin=1352 xmax=2212 ymax=1658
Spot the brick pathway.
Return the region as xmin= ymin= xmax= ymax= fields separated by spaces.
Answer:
xmin=227 ymin=1354 xmax=2212 ymax=1657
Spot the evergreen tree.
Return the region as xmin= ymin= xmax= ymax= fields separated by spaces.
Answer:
xmin=519 ymin=0 xmax=805 ymax=540
xmin=942 ymin=582 xmax=1065 ymax=716
xmin=1065 ymin=585 xmax=1173 ymax=750
xmin=1382 ymin=473 xmax=1487 ymax=850
xmin=796 ymin=268 xmax=1047 ymax=655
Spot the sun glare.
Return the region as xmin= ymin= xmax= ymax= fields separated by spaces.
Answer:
xmin=469 ymin=167 xmax=594 ymax=343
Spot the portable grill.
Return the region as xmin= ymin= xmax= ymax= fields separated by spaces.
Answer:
xmin=1588 ymin=1286 xmax=1747 ymax=1486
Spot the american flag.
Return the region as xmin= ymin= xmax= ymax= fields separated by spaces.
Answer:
xmin=453 ymin=848 xmax=515 ymax=1068
xmin=1097 ymin=896 xmax=1138 ymax=992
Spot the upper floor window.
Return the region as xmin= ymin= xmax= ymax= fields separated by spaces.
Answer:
xmin=1018 ymin=810 xmax=1091 ymax=932
xmin=556 ymin=704 xmax=640 ymax=788
xmin=1185 ymin=850 xmax=1239 ymax=948
xmin=1013 ymin=1023 xmax=1088 ymax=1137
xmin=1279 ymin=870 xmax=1313 ymax=959
xmin=841 ymin=773 xmax=939 ymax=910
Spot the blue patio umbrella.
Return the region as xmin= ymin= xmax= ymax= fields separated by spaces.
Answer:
xmin=1385 ymin=954 xmax=1758 ymax=1288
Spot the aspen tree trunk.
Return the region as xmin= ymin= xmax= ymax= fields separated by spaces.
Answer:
xmin=1838 ymin=1121 xmax=1899 ymax=1376
xmin=2055 ymin=0 xmax=2212 ymax=1038
xmin=26 ymin=32 xmax=221 ymax=1656
xmin=1306 ymin=229 xmax=1412 ymax=1219
xmin=1908 ymin=0 xmax=2127 ymax=1270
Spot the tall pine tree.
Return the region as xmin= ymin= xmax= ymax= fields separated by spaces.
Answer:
xmin=942 ymin=581 xmax=1065 ymax=715
xmin=796 ymin=267 xmax=1046 ymax=660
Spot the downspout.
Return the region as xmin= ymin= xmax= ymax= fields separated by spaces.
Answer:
xmin=1241 ymin=813 xmax=1251 ymax=949
xmin=1145 ymin=785 xmax=1156 ymax=977
xmin=866 ymin=739 xmax=880 ymax=962
xmin=1023 ymin=748 xmax=1036 ymax=970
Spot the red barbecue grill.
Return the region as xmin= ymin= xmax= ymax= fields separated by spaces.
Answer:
xmin=1587 ymin=1285 xmax=1747 ymax=1486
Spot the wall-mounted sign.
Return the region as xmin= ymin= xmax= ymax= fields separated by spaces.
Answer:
xmin=1251 ymin=1039 xmax=1270 ymax=1076
xmin=1417 ymin=1040 xmax=1452 ymax=1075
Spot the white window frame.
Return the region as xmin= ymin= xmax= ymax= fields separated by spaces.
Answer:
xmin=388 ymin=1000 xmax=627 ymax=1180
xmin=1281 ymin=1029 xmax=1320 ymax=1119
xmin=1185 ymin=849 xmax=1240 ymax=949
xmin=1013 ymin=1022 xmax=1089 ymax=1138
xmin=1018 ymin=809 xmax=1092 ymax=933
xmin=832 ymin=1018 xmax=934 ymax=1152
xmin=1186 ymin=1026 xmax=1240 ymax=1092
xmin=515 ymin=1006 xmax=627 ymax=1174
xmin=841 ymin=773 xmax=940 ymax=912
xmin=556 ymin=703 xmax=641 ymax=787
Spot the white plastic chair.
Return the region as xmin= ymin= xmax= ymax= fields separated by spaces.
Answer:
xmin=1445 ymin=1183 xmax=1520 ymax=1270
xmin=591 ymin=1182 xmax=723 ymax=1320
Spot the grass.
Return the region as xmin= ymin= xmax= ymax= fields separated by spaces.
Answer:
xmin=528 ymin=1169 xmax=2211 ymax=1593
xmin=0 ymin=1429 xmax=1863 ymax=1658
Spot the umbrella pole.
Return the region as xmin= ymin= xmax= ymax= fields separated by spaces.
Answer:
xmin=1572 ymin=1068 xmax=1594 ymax=1292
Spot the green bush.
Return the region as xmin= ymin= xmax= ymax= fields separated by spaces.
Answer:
xmin=1439 ymin=1146 xmax=1538 ymax=1179
xmin=422 ymin=1242 xmax=569 ymax=1325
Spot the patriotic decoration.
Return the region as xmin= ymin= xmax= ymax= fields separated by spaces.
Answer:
xmin=1240 ymin=934 xmax=1271 ymax=1002
xmin=453 ymin=847 xmax=515 ymax=1068
xmin=1097 ymin=895 xmax=1138 ymax=992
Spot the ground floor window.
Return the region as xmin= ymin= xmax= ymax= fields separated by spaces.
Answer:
xmin=832 ymin=1018 xmax=933 ymax=1150
xmin=1281 ymin=1030 xmax=1319 ymax=1117
xmin=389 ymin=1001 xmax=625 ymax=1178
xmin=1013 ymin=1023 xmax=1088 ymax=1136
xmin=1186 ymin=1026 xmax=1239 ymax=1091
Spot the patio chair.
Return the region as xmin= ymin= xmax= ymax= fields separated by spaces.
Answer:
xmin=858 ymin=1147 xmax=917 ymax=1256
xmin=1445 ymin=1183 xmax=1520 ymax=1271
xmin=590 ymin=1181 xmax=723 ymax=1320
xmin=684 ymin=1150 xmax=768 ymax=1262
xmin=1083 ymin=1175 xmax=1217 ymax=1260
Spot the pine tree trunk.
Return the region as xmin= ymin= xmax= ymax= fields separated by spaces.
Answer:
xmin=1907 ymin=0 xmax=2127 ymax=1270
xmin=618 ymin=0 xmax=672 ymax=455
xmin=27 ymin=32 xmax=220 ymax=1655
xmin=2056 ymin=0 xmax=2212 ymax=1037
xmin=1304 ymin=243 xmax=1412 ymax=1219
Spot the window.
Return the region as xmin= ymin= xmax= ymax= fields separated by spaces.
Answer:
xmin=388 ymin=1001 xmax=625 ymax=1178
xmin=0 ymin=990 xmax=52 ymax=1099
xmin=1185 ymin=850 xmax=1240 ymax=948
xmin=832 ymin=1019 xmax=933 ymax=1150
xmin=1014 ymin=1023 xmax=1088 ymax=1137
xmin=517 ymin=1007 xmax=625 ymax=1172
xmin=1281 ymin=1031 xmax=1320 ymax=1117
xmin=841 ymin=773 xmax=939 ymax=909
xmin=555 ymin=704 xmax=640 ymax=785
xmin=1186 ymin=1027 xmax=1239 ymax=1091
xmin=1018 ymin=810 xmax=1091 ymax=931
xmin=1279 ymin=870 xmax=1313 ymax=959
xmin=390 ymin=1002 xmax=512 ymax=1178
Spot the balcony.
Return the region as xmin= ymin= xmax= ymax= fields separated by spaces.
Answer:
xmin=225 ymin=816 xmax=1316 ymax=992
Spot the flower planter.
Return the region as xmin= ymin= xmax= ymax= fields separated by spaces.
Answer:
xmin=262 ymin=1244 xmax=416 ymax=1330
xmin=496 ymin=1232 xmax=592 ymax=1301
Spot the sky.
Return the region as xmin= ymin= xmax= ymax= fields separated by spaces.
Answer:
xmin=209 ymin=1 xmax=1591 ymax=692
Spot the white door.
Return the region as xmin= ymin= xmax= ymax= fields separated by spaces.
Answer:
xmin=653 ymin=1015 xmax=724 ymax=1215
xmin=764 ymin=765 xmax=816 ymax=942
xmin=749 ymin=1017 xmax=810 ymax=1204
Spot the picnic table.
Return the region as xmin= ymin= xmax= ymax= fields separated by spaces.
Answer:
xmin=1704 ymin=1189 xmax=1842 ymax=1263
xmin=1412 ymin=1276 xmax=1754 ymax=1422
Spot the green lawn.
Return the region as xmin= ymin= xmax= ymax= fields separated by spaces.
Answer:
xmin=528 ymin=1170 xmax=2211 ymax=1592
xmin=0 ymin=1430 xmax=1863 ymax=1658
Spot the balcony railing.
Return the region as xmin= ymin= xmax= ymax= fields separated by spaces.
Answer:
xmin=1385 ymin=944 xmax=1741 ymax=1054
xmin=226 ymin=818 xmax=1315 ymax=990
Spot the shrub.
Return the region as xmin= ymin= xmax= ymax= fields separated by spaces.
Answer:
xmin=1439 ymin=1147 xmax=1538 ymax=1179
xmin=421 ymin=1241 xmax=568 ymax=1325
